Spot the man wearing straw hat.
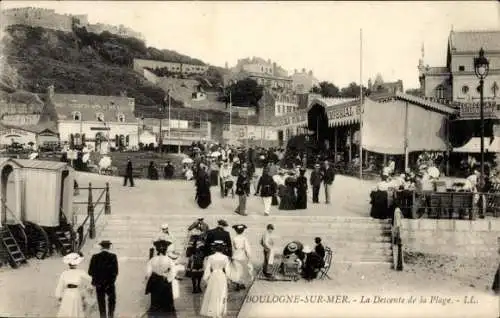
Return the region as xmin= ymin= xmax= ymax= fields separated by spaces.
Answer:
xmin=88 ymin=240 xmax=118 ymax=318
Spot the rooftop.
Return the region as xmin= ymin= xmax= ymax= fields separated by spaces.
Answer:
xmin=449 ymin=30 xmax=500 ymax=53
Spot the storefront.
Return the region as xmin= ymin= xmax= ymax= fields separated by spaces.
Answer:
xmin=278 ymin=93 xmax=457 ymax=170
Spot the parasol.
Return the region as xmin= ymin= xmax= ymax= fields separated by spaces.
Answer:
xmin=99 ymin=156 xmax=112 ymax=169
xmin=211 ymin=151 xmax=221 ymax=157
xmin=182 ymin=158 xmax=194 ymax=164
xmin=82 ymin=153 xmax=90 ymax=163
xmin=427 ymin=166 xmax=440 ymax=179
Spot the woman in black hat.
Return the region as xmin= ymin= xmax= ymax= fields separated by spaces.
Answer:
xmin=295 ymin=168 xmax=308 ymax=210
xmin=200 ymin=241 xmax=231 ymax=318
xmin=279 ymin=171 xmax=297 ymax=210
xmin=145 ymin=240 xmax=177 ymax=317
xmin=195 ymin=164 xmax=212 ymax=209
xmin=230 ymin=224 xmax=253 ymax=291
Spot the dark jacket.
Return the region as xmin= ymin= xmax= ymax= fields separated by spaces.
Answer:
xmin=322 ymin=167 xmax=335 ymax=185
xmin=88 ymin=250 xmax=119 ymax=286
xmin=256 ymin=174 xmax=276 ymax=197
xmin=126 ymin=161 xmax=133 ymax=174
xmin=235 ymin=174 xmax=250 ymax=196
xmin=310 ymin=170 xmax=322 ymax=187
xmin=204 ymin=227 xmax=232 ymax=257
xmin=315 ymin=243 xmax=326 ymax=260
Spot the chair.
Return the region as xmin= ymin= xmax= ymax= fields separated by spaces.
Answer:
xmin=318 ymin=246 xmax=333 ymax=279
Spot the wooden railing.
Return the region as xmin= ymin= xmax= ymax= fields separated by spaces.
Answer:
xmin=73 ymin=182 xmax=111 ymax=251
xmin=371 ymin=189 xmax=500 ymax=220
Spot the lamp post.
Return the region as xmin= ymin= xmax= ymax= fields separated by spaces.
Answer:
xmin=473 ymin=47 xmax=489 ymax=190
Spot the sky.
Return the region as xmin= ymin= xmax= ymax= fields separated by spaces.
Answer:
xmin=2 ymin=1 xmax=499 ymax=89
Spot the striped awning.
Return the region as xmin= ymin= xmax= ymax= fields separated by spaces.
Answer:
xmin=328 ymin=116 xmax=360 ymax=127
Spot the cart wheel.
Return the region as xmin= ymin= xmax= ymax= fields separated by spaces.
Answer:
xmin=24 ymin=222 xmax=50 ymax=260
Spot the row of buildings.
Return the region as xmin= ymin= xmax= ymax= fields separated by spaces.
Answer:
xmin=1 ymin=7 xmax=145 ymax=40
xmin=1 ymin=29 xmax=498 ymax=158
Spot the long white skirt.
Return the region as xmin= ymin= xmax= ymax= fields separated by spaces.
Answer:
xmin=57 ymin=289 xmax=85 ymax=318
xmin=200 ymin=271 xmax=228 ymax=317
xmin=229 ymin=258 xmax=254 ymax=285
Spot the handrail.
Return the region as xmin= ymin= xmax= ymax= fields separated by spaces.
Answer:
xmin=3 ymin=202 xmax=25 ymax=229
xmin=74 ymin=182 xmax=111 ymax=251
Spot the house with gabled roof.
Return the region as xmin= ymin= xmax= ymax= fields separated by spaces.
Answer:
xmin=47 ymin=86 xmax=139 ymax=153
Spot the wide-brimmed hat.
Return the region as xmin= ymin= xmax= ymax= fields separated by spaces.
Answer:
xmin=232 ymin=224 xmax=247 ymax=231
xmin=153 ymin=239 xmax=171 ymax=250
xmin=63 ymin=252 xmax=84 ymax=266
xmin=161 ymin=224 xmax=169 ymax=229
xmin=314 ymin=164 xmax=320 ymax=168
xmin=287 ymin=242 xmax=298 ymax=252
xmin=99 ymin=240 xmax=112 ymax=248
xmin=217 ymin=219 xmax=228 ymax=227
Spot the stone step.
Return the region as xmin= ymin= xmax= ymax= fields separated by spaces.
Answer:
xmin=104 ymin=215 xmax=389 ymax=224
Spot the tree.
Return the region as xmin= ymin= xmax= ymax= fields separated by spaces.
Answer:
xmin=316 ymin=81 xmax=340 ymax=97
xmin=340 ymin=82 xmax=369 ymax=98
xmin=227 ymin=78 xmax=263 ymax=108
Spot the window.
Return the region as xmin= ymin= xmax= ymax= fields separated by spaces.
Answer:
xmin=458 ymin=65 xmax=465 ymax=71
xmin=72 ymin=111 xmax=81 ymax=121
xmin=461 ymin=85 xmax=469 ymax=94
xmin=435 ymin=85 xmax=445 ymax=99
xmin=117 ymin=113 xmax=125 ymax=122
xmin=96 ymin=112 xmax=104 ymax=122
xmin=492 ymin=82 xmax=499 ymax=97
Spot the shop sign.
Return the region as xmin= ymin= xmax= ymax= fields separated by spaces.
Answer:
xmin=327 ymin=105 xmax=360 ymax=120
xmin=0 ymin=128 xmax=30 ymax=137
xmin=458 ymin=101 xmax=499 ymax=119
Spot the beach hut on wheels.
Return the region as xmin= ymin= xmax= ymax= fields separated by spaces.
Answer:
xmin=0 ymin=158 xmax=75 ymax=268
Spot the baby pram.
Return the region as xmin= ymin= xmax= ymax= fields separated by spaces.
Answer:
xmin=223 ymin=178 xmax=235 ymax=198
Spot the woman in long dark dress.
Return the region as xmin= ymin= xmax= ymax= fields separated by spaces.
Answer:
xmin=196 ymin=165 xmax=212 ymax=209
xmin=279 ymin=172 xmax=297 ymax=210
xmin=295 ymin=168 xmax=308 ymax=209
xmin=145 ymin=240 xmax=177 ymax=318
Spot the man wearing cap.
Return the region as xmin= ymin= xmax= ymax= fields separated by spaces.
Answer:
xmin=310 ymin=164 xmax=322 ymax=204
xmin=205 ymin=220 xmax=232 ymax=257
xmin=88 ymin=240 xmax=118 ymax=318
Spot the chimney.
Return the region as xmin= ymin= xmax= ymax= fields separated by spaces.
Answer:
xmin=47 ymin=85 xmax=55 ymax=98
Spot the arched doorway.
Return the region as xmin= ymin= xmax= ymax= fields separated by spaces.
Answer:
xmin=1 ymin=164 xmax=19 ymax=226
xmin=307 ymin=103 xmax=330 ymax=151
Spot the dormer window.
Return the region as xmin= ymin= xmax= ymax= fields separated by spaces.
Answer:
xmin=96 ymin=112 xmax=104 ymax=122
xmin=117 ymin=113 xmax=125 ymax=122
xmin=72 ymin=111 xmax=82 ymax=121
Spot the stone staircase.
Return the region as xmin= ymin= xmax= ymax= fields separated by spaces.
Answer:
xmin=88 ymin=214 xmax=392 ymax=317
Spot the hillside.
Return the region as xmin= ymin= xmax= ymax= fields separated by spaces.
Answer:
xmin=0 ymin=24 xmax=217 ymax=114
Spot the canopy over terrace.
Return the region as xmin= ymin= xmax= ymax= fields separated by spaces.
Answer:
xmin=306 ymin=93 xmax=457 ymax=168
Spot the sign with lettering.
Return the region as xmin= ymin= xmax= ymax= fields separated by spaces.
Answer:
xmin=55 ymin=103 xmax=120 ymax=111
xmin=458 ymin=101 xmax=499 ymax=119
xmin=0 ymin=128 xmax=30 ymax=137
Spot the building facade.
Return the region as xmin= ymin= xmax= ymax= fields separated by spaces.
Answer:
xmin=48 ymin=86 xmax=139 ymax=153
xmin=133 ymin=58 xmax=209 ymax=76
xmin=419 ymin=30 xmax=500 ymax=103
xmin=291 ymin=68 xmax=319 ymax=94
xmin=419 ymin=30 xmax=500 ymax=151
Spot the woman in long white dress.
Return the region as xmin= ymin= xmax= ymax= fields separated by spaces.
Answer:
xmin=200 ymin=241 xmax=231 ymax=318
xmin=55 ymin=252 xmax=93 ymax=318
xmin=230 ymin=224 xmax=253 ymax=291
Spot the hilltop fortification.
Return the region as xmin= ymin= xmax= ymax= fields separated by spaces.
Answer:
xmin=1 ymin=7 xmax=145 ymax=41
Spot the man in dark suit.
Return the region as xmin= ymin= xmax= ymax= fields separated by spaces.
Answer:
xmin=88 ymin=240 xmax=119 ymax=318
xmin=123 ymin=158 xmax=134 ymax=187
xmin=204 ymin=219 xmax=232 ymax=257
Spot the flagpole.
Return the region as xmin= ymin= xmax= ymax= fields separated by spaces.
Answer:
xmin=168 ymin=89 xmax=171 ymax=153
xmin=229 ymin=91 xmax=232 ymax=145
xmin=359 ymin=28 xmax=363 ymax=179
